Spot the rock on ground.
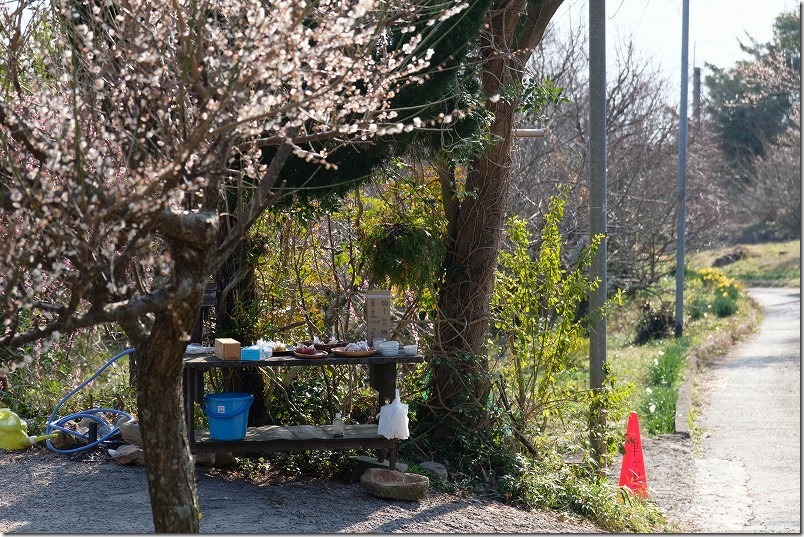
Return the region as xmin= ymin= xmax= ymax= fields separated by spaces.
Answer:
xmin=360 ymin=468 xmax=429 ymax=501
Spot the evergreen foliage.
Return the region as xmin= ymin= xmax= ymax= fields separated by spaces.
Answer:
xmin=264 ymin=0 xmax=493 ymax=200
xmin=704 ymin=9 xmax=800 ymax=170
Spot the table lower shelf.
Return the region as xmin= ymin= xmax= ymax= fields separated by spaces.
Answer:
xmin=191 ymin=423 xmax=397 ymax=456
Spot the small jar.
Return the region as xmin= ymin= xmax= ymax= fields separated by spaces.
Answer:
xmin=333 ymin=412 xmax=344 ymax=437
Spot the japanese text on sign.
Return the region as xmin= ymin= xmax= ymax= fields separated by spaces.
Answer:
xmin=366 ymin=290 xmax=391 ymax=344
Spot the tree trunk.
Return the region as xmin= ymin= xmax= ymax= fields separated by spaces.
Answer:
xmin=426 ymin=97 xmax=517 ymax=442
xmin=435 ymin=100 xmax=517 ymax=355
xmin=127 ymin=247 xmax=211 ymax=532
xmin=136 ymin=315 xmax=201 ymax=533
xmin=426 ymin=0 xmax=564 ymax=442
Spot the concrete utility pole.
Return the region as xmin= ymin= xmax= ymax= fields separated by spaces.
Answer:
xmin=675 ymin=0 xmax=689 ymax=337
xmin=589 ymin=0 xmax=607 ymax=462
xmin=693 ymin=66 xmax=701 ymax=127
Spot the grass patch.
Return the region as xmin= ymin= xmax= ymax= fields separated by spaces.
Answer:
xmin=689 ymin=239 xmax=800 ymax=286
xmin=605 ymin=271 xmax=758 ymax=436
xmin=496 ymin=451 xmax=667 ymax=532
xmin=638 ymin=339 xmax=689 ymax=434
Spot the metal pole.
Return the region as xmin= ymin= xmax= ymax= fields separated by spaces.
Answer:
xmin=589 ymin=0 xmax=607 ymax=462
xmin=675 ymin=0 xmax=689 ymax=337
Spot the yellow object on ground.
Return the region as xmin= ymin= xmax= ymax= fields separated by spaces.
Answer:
xmin=0 ymin=408 xmax=57 ymax=450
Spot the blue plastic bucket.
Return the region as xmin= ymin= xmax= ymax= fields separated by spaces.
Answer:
xmin=202 ymin=392 xmax=254 ymax=441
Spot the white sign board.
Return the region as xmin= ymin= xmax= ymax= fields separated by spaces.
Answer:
xmin=365 ymin=290 xmax=391 ymax=344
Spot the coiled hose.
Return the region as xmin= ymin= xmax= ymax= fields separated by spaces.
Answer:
xmin=46 ymin=348 xmax=136 ymax=454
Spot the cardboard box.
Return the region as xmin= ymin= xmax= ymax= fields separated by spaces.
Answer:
xmin=214 ymin=338 xmax=241 ymax=360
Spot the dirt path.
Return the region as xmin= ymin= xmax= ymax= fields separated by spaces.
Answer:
xmin=681 ymin=287 xmax=801 ymax=532
xmin=0 ymin=448 xmax=605 ymax=534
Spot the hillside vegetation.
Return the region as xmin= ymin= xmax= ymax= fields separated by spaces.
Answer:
xmin=689 ymin=240 xmax=800 ymax=287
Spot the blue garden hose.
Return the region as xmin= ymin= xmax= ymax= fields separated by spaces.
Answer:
xmin=46 ymin=348 xmax=136 ymax=454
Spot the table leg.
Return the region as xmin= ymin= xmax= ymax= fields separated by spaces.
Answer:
xmin=368 ymin=362 xmax=396 ymax=410
xmin=183 ymin=369 xmax=201 ymax=445
xmin=389 ymin=444 xmax=397 ymax=471
xmin=368 ymin=362 xmax=398 ymax=468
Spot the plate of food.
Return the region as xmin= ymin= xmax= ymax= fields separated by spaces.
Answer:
xmin=271 ymin=343 xmax=295 ymax=356
xmin=331 ymin=347 xmax=378 ymax=357
xmin=303 ymin=340 xmax=347 ymax=352
xmin=293 ymin=345 xmax=329 ymax=359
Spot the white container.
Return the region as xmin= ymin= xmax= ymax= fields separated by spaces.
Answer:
xmin=379 ymin=342 xmax=399 ymax=356
xmin=333 ymin=412 xmax=344 ymax=437
xmin=402 ymin=344 xmax=418 ymax=356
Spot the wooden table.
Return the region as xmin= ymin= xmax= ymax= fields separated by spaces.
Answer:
xmin=182 ymin=352 xmax=424 ymax=470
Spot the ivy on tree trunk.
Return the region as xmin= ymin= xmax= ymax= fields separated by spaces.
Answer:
xmin=425 ymin=0 xmax=564 ymax=443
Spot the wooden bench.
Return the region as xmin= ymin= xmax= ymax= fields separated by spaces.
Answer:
xmin=182 ymin=353 xmax=424 ymax=470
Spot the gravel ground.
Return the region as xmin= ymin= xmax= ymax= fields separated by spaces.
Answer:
xmin=0 ymin=448 xmax=604 ymax=533
xmin=0 ymin=314 xmax=719 ymax=535
xmin=619 ymin=433 xmax=695 ymax=531
xmin=2 ymin=292 xmax=785 ymax=533
xmin=0 ymin=433 xmax=696 ymax=534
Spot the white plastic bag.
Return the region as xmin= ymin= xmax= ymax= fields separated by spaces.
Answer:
xmin=377 ymin=389 xmax=409 ymax=440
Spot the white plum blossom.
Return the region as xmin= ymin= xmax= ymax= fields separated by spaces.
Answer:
xmin=0 ymin=0 xmax=469 ymax=371
xmin=0 ymin=1 xmax=473 ymax=528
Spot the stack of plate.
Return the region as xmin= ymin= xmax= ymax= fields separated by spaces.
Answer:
xmin=378 ymin=341 xmax=400 ymax=356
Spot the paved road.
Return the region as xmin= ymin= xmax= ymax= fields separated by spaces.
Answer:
xmin=684 ymin=287 xmax=800 ymax=532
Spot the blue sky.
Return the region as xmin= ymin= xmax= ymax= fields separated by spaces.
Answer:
xmin=546 ymin=0 xmax=800 ymax=101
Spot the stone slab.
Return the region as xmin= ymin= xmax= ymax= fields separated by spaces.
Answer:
xmin=348 ymin=455 xmax=407 ymax=480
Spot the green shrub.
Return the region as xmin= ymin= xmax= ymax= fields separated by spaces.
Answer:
xmin=360 ymin=220 xmax=445 ymax=290
xmin=496 ymin=451 xmax=664 ymax=532
xmin=681 ymin=267 xmax=742 ymax=321
xmin=687 ymin=295 xmax=711 ymax=320
xmin=634 ymin=303 xmax=674 ymax=345
xmin=648 ymin=345 xmax=686 ymax=387
xmin=695 ymin=267 xmax=742 ymax=318
xmin=712 ymin=293 xmax=739 ymax=317
xmin=0 ymin=331 xmax=134 ymax=435
xmin=639 ymin=385 xmax=678 ymax=435
xmin=490 ymin=193 xmax=605 ymax=437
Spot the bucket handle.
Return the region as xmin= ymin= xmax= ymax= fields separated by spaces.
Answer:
xmin=202 ymin=400 xmax=251 ymax=419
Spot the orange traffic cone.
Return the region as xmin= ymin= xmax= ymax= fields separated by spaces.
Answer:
xmin=619 ymin=411 xmax=648 ymax=497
